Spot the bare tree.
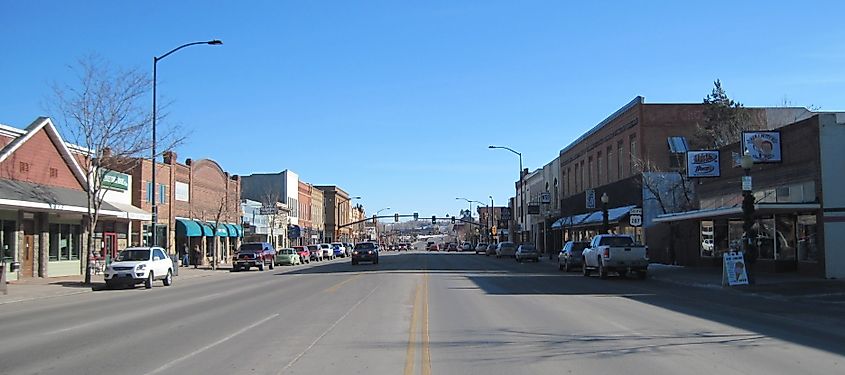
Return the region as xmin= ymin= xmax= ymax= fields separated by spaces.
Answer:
xmin=48 ymin=55 xmax=186 ymax=284
xmin=210 ymin=195 xmax=226 ymax=270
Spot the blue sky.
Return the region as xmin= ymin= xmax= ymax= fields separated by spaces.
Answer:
xmin=2 ymin=1 xmax=844 ymax=219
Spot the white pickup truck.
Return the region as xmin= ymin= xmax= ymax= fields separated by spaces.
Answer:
xmin=582 ymin=234 xmax=648 ymax=279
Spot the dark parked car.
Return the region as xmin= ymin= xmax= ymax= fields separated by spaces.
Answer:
xmin=485 ymin=243 xmax=497 ymax=256
xmin=559 ymin=241 xmax=589 ymax=272
xmin=475 ymin=243 xmax=488 ymax=254
xmin=352 ymin=242 xmax=379 ymax=265
xmin=461 ymin=243 xmax=474 ymax=252
xmin=233 ymin=242 xmax=275 ymax=271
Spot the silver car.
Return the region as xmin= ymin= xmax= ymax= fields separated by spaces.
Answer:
xmin=515 ymin=244 xmax=539 ymax=262
xmin=559 ymin=241 xmax=589 ymax=272
xmin=495 ymin=242 xmax=517 ymax=258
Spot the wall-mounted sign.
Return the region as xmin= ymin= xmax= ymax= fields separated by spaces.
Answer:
xmin=540 ymin=192 xmax=551 ymax=204
xmin=686 ymin=150 xmax=721 ymax=178
xmin=585 ymin=189 xmax=596 ymax=209
xmin=743 ymin=131 xmax=782 ymax=163
xmin=174 ymin=181 xmax=190 ymax=202
xmin=528 ymin=205 xmax=540 ymax=215
xmin=500 ymin=207 xmax=512 ymax=221
xmin=100 ymin=170 xmax=129 ymax=191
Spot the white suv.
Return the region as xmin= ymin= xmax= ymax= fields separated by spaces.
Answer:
xmin=104 ymin=247 xmax=174 ymax=289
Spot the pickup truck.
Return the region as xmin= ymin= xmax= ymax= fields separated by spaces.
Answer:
xmin=581 ymin=234 xmax=648 ymax=279
xmin=233 ymin=242 xmax=275 ymax=271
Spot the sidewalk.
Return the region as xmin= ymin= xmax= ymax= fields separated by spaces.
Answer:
xmin=1 ymin=264 xmax=233 ymax=305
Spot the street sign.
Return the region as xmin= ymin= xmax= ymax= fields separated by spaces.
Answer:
xmin=586 ymin=189 xmax=596 ymax=209
xmin=540 ymin=192 xmax=551 ymax=204
xmin=742 ymin=176 xmax=752 ymax=191
xmin=630 ymin=208 xmax=643 ymax=216
xmin=629 ymin=215 xmax=642 ymax=227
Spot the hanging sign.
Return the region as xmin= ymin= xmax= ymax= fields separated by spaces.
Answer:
xmin=686 ymin=151 xmax=720 ymax=178
xmin=743 ymin=131 xmax=782 ymax=163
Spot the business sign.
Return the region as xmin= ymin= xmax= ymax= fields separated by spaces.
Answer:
xmin=686 ymin=150 xmax=720 ymax=178
xmin=259 ymin=206 xmax=278 ymax=215
xmin=528 ymin=205 xmax=541 ymax=215
xmin=743 ymin=131 xmax=782 ymax=163
xmin=500 ymin=207 xmax=512 ymax=220
xmin=540 ymin=192 xmax=551 ymax=204
xmin=723 ymin=251 xmax=749 ymax=286
xmin=100 ymin=170 xmax=129 ymax=191
xmin=585 ymin=189 xmax=596 ymax=209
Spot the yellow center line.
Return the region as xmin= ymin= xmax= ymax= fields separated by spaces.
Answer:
xmin=323 ymin=274 xmax=362 ymax=293
xmin=404 ymin=282 xmax=422 ymax=375
xmin=422 ymin=272 xmax=432 ymax=375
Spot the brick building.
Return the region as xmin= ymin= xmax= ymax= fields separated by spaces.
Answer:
xmin=311 ymin=187 xmax=324 ymax=243
xmin=315 ymin=185 xmax=354 ymax=242
xmin=297 ymin=181 xmax=313 ymax=245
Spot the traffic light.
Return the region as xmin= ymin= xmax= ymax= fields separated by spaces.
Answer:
xmin=492 ymin=226 xmax=497 ymax=236
xmin=413 ymin=212 xmax=419 ymax=221
xmin=451 ymin=216 xmax=456 ymax=224
xmin=431 ymin=215 xmax=436 ymax=224
xmin=394 ymin=213 xmax=399 ymax=223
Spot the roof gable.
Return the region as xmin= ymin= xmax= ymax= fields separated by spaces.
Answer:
xmin=0 ymin=117 xmax=88 ymax=187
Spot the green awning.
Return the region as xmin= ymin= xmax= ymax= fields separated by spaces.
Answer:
xmin=225 ymin=223 xmax=238 ymax=237
xmin=213 ymin=223 xmax=229 ymax=237
xmin=176 ymin=219 xmax=202 ymax=237
xmin=198 ymin=221 xmax=214 ymax=237
xmin=233 ymin=224 xmax=243 ymax=237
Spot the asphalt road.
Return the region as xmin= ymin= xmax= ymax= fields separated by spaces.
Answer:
xmin=1 ymin=251 xmax=844 ymax=375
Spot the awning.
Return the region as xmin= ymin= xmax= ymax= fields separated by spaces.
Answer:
xmin=176 ymin=219 xmax=203 ymax=237
xmin=206 ymin=222 xmax=229 ymax=237
xmin=0 ymin=179 xmax=123 ymax=217
xmin=198 ymin=222 xmax=214 ymax=236
xmin=550 ymin=205 xmax=637 ymax=229
xmin=224 ymin=223 xmax=238 ymax=237
xmin=233 ymin=225 xmax=243 ymax=237
xmin=653 ymin=203 xmax=821 ymax=223
xmin=107 ymin=202 xmax=151 ymax=221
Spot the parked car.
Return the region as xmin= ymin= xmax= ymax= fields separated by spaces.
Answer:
xmin=331 ymin=242 xmax=347 ymax=258
xmin=461 ymin=242 xmax=474 ymax=252
xmin=495 ymin=242 xmax=517 ymax=258
xmin=446 ymin=243 xmax=459 ymax=252
xmin=581 ymin=234 xmax=648 ymax=279
xmin=307 ymin=244 xmax=323 ymax=261
xmin=344 ymin=242 xmax=354 ymax=256
xmin=275 ymin=248 xmax=301 ymax=266
xmin=320 ymin=243 xmax=335 ymax=260
xmin=104 ymin=247 xmax=173 ymax=289
xmin=558 ymin=241 xmax=589 ymax=272
xmin=292 ymin=246 xmax=311 ymax=264
xmin=234 ymin=242 xmax=275 ymax=271
xmin=428 ymin=243 xmax=440 ymax=251
xmin=485 ymin=243 xmax=497 ymax=256
xmin=352 ymin=242 xmax=379 ymax=265
xmin=515 ymin=244 xmax=540 ymax=262
xmin=475 ymin=243 xmax=488 ymax=254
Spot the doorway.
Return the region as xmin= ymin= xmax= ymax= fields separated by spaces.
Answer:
xmin=103 ymin=232 xmax=118 ymax=264
xmin=22 ymin=220 xmax=35 ymax=278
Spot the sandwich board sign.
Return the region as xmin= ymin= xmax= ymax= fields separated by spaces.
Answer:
xmin=722 ymin=252 xmax=749 ymax=286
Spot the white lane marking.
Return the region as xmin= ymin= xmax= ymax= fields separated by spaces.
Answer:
xmin=145 ymin=313 xmax=279 ymax=375
xmin=279 ymin=285 xmax=379 ymax=374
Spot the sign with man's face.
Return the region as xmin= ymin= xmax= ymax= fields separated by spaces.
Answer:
xmin=743 ymin=131 xmax=782 ymax=163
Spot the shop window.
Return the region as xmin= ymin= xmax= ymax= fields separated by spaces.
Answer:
xmin=755 ymin=218 xmax=775 ymax=260
xmin=775 ymin=215 xmax=796 ymax=260
xmin=700 ymin=221 xmax=715 ymax=257
xmin=797 ymin=215 xmax=818 ymax=262
xmin=728 ymin=220 xmax=745 ymax=253
xmin=49 ymin=224 xmax=81 ymax=261
xmin=1 ymin=220 xmax=16 ymax=263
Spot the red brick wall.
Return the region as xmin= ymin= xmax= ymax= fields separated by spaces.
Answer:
xmin=0 ymin=128 xmax=82 ymax=190
xmin=298 ymin=181 xmax=312 ymax=229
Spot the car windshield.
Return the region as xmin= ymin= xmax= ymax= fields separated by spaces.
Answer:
xmin=500 ymin=243 xmax=515 ymax=248
xmin=307 ymin=245 xmax=320 ymax=251
xmin=478 ymin=243 xmax=488 ymax=247
xmin=239 ymin=243 xmax=263 ymax=252
xmin=520 ymin=245 xmax=536 ymax=251
xmin=599 ymin=237 xmax=635 ymax=247
xmin=355 ymin=243 xmax=376 ymax=250
xmin=570 ymin=242 xmax=589 ymax=252
xmin=117 ymin=249 xmax=149 ymax=261
xmin=279 ymin=249 xmax=295 ymax=254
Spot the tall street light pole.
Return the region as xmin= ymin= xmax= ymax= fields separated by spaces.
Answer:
xmin=489 ymin=195 xmax=495 ymax=243
xmin=151 ymin=39 xmax=222 ymax=249
xmin=489 ymin=145 xmax=523 ymax=243
xmin=335 ymin=196 xmax=361 ymax=242
xmin=375 ymin=207 xmax=391 ymax=245
xmin=740 ymin=150 xmax=757 ymax=284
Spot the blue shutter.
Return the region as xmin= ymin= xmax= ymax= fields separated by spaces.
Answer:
xmin=146 ymin=182 xmax=153 ymax=203
xmin=159 ymin=185 xmax=166 ymax=204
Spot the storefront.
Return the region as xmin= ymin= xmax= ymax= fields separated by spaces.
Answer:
xmin=551 ymin=205 xmax=642 ymax=244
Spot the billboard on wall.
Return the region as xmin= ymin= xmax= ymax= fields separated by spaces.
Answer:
xmin=743 ymin=131 xmax=782 ymax=163
xmin=686 ymin=150 xmax=720 ymax=178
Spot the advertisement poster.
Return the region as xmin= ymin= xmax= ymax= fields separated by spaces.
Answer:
xmin=743 ymin=131 xmax=782 ymax=163
xmin=686 ymin=150 xmax=720 ymax=178
xmin=723 ymin=252 xmax=749 ymax=286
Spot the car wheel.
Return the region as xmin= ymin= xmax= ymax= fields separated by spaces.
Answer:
xmin=582 ymin=258 xmax=590 ymax=277
xmin=352 ymin=260 xmax=358 ymax=265
xmin=374 ymin=258 xmax=379 ymax=264
xmin=269 ymin=261 xmax=274 ymax=270
xmin=145 ymin=272 xmax=154 ymax=289
xmin=598 ymin=259 xmax=608 ymax=279
xmin=637 ymin=270 xmax=648 ymax=280
xmin=105 ymin=280 xmax=115 ymax=289
xmin=163 ymin=270 xmax=173 ymax=286
xmin=564 ymin=259 xmax=570 ymax=272
xmin=258 ymin=264 xmax=264 ymax=271
xmin=617 ymin=270 xmax=627 ymax=278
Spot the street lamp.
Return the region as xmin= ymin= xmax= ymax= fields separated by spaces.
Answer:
xmin=375 ymin=207 xmax=390 ymax=245
xmin=150 ymin=39 xmax=222 ymax=248
xmin=489 ymin=195 xmax=495 ymax=243
xmin=601 ymin=192 xmax=610 ymax=234
xmin=740 ymin=150 xmax=757 ymax=283
xmin=489 ymin=145 xmax=524 ymax=242
xmin=335 ymin=196 xmax=361 ymax=242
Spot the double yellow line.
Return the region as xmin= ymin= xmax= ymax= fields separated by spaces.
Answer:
xmin=404 ymin=273 xmax=431 ymax=375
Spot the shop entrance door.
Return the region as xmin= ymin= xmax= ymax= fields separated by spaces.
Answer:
xmin=103 ymin=233 xmax=118 ymax=263
xmin=22 ymin=220 xmax=35 ymax=278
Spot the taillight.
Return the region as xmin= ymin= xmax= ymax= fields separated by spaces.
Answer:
xmin=603 ymin=248 xmax=610 ymax=258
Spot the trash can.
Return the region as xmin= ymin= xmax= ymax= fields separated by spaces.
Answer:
xmin=170 ymin=255 xmax=179 ymax=276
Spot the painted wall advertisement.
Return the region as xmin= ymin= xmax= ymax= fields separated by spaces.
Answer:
xmin=686 ymin=150 xmax=720 ymax=178
xmin=743 ymin=131 xmax=782 ymax=163
xmin=723 ymin=251 xmax=749 ymax=286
